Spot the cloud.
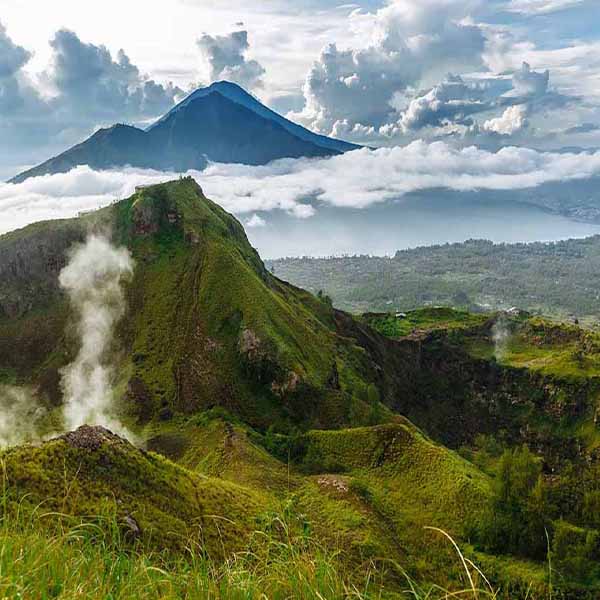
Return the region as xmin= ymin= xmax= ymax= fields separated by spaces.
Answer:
xmin=564 ymin=123 xmax=600 ymax=135
xmin=50 ymin=29 xmax=183 ymax=120
xmin=509 ymin=61 xmax=549 ymax=98
xmin=0 ymin=22 xmax=30 ymax=78
xmin=483 ymin=104 xmax=529 ymax=135
xmin=197 ymin=30 xmax=265 ymax=89
xmin=0 ymin=23 xmax=183 ymax=167
xmin=388 ymin=61 xmax=562 ymax=141
xmin=0 ymin=23 xmax=43 ymax=118
xmin=287 ymin=2 xmax=578 ymax=146
xmin=245 ymin=214 xmax=267 ymax=228
xmin=397 ymin=74 xmax=489 ymax=132
xmin=4 ymin=142 xmax=600 ymax=236
xmin=505 ymin=0 xmax=585 ymax=15
xmin=290 ymin=0 xmax=487 ymax=135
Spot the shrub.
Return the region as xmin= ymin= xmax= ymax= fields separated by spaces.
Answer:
xmin=553 ymin=520 xmax=600 ymax=583
xmin=476 ymin=446 xmax=550 ymax=560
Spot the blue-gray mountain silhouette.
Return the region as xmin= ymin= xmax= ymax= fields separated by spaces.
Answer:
xmin=10 ymin=81 xmax=360 ymax=184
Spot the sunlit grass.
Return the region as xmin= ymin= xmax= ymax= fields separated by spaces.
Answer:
xmin=0 ymin=498 xmax=516 ymax=600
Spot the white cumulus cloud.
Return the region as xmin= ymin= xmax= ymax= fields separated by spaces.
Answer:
xmin=290 ymin=0 xmax=487 ymax=136
xmin=483 ymin=104 xmax=529 ymax=135
xmin=197 ymin=30 xmax=265 ymax=90
xmin=4 ymin=142 xmax=600 ymax=237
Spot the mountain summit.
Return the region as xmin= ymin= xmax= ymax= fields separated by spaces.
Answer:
xmin=9 ymin=82 xmax=360 ymax=184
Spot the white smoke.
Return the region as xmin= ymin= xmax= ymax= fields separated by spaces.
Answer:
xmin=492 ymin=315 xmax=511 ymax=361
xmin=59 ymin=234 xmax=134 ymax=438
xmin=0 ymin=385 xmax=48 ymax=447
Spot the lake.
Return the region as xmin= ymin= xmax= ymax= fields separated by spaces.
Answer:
xmin=246 ymin=191 xmax=600 ymax=258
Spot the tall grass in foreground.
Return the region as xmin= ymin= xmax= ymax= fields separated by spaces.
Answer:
xmin=0 ymin=521 xmax=504 ymax=599
xmin=0 ymin=522 xmax=371 ymax=599
xmin=0 ymin=502 xmax=503 ymax=599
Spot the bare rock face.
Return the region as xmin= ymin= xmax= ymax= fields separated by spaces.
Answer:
xmin=59 ymin=425 xmax=129 ymax=451
xmin=239 ymin=329 xmax=264 ymax=362
xmin=123 ymin=514 xmax=142 ymax=539
xmin=271 ymin=371 xmax=301 ymax=397
xmin=0 ymin=223 xmax=85 ymax=319
xmin=132 ymin=202 xmax=160 ymax=236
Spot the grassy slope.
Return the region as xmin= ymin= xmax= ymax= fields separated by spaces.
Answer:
xmin=365 ymin=307 xmax=490 ymax=339
xmin=1 ymin=427 xmax=270 ymax=556
xmin=110 ymin=178 xmax=377 ymax=429
xmin=0 ymin=412 xmax=505 ymax=597
xmin=0 ymin=178 xmax=379 ymax=432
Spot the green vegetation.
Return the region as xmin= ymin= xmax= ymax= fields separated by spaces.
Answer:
xmin=0 ymin=501 xmax=384 ymax=599
xmin=0 ymin=416 xmax=503 ymax=598
xmin=365 ymin=307 xmax=489 ymax=339
xmin=6 ymin=179 xmax=600 ymax=597
xmin=268 ymin=237 xmax=600 ymax=321
xmin=1 ymin=426 xmax=270 ymax=555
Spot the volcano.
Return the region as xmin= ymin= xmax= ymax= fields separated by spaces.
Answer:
xmin=9 ymin=81 xmax=360 ymax=184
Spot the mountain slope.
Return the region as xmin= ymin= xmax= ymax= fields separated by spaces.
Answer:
xmin=0 ymin=178 xmax=383 ymax=429
xmin=147 ymin=91 xmax=337 ymax=166
xmin=8 ymin=123 xmax=211 ymax=184
xmin=9 ymin=82 xmax=358 ymax=184
xmin=2 ymin=424 xmax=270 ymax=554
xmin=149 ymin=81 xmax=360 ymax=154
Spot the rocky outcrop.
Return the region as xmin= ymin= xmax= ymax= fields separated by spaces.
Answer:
xmin=59 ymin=425 xmax=129 ymax=451
xmin=0 ymin=223 xmax=84 ymax=319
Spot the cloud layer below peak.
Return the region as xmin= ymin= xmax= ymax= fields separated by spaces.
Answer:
xmin=3 ymin=141 xmax=600 ymax=236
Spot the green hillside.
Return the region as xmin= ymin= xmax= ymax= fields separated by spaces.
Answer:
xmin=2 ymin=179 xmax=600 ymax=597
xmin=267 ymin=237 xmax=600 ymax=322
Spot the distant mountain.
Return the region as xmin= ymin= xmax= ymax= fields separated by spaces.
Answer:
xmin=9 ymin=81 xmax=360 ymax=184
xmin=148 ymin=81 xmax=358 ymax=154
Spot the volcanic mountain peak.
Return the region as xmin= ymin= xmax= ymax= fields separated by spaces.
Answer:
xmin=9 ymin=81 xmax=360 ymax=184
xmin=150 ymin=80 xmax=360 ymax=153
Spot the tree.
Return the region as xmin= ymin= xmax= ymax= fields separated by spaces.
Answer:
xmin=477 ymin=445 xmax=550 ymax=560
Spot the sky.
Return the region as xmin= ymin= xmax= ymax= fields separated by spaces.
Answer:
xmin=1 ymin=0 xmax=600 ymax=254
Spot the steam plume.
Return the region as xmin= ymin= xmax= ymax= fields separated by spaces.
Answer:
xmin=0 ymin=386 xmax=47 ymax=447
xmin=59 ymin=234 xmax=134 ymax=438
xmin=492 ymin=315 xmax=511 ymax=361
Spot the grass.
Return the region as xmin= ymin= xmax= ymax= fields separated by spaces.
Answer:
xmin=0 ymin=413 xmax=547 ymax=597
xmin=0 ymin=509 xmax=386 ymax=599
xmin=0 ymin=429 xmax=272 ymax=556
xmin=109 ymin=177 xmax=382 ymax=429
xmin=462 ymin=316 xmax=600 ymax=379
xmin=365 ymin=308 xmax=489 ymax=340
xmin=0 ymin=504 xmax=515 ymax=600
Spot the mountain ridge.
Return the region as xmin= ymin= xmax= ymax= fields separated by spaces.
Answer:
xmin=9 ymin=82 xmax=359 ymax=184
xmin=148 ymin=81 xmax=360 ymax=154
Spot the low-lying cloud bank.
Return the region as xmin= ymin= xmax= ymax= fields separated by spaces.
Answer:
xmin=2 ymin=141 xmax=600 ymax=235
